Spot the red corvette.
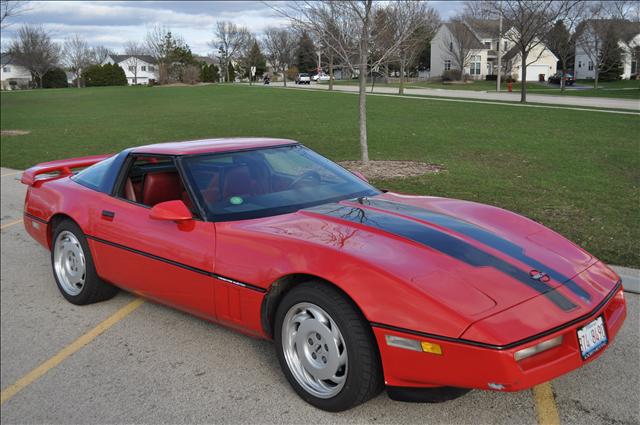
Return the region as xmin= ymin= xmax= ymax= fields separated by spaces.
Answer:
xmin=21 ymin=138 xmax=626 ymax=411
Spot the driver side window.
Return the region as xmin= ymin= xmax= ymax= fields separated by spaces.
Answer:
xmin=117 ymin=156 xmax=194 ymax=212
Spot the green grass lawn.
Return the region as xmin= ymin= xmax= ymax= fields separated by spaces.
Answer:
xmin=321 ymin=78 xmax=640 ymax=99
xmin=1 ymin=85 xmax=639 ymax=267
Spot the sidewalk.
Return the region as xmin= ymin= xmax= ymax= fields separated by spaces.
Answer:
xmin=611 ymin=265 xmax=640 ymax=294
xmin=274 ymin=82 xmax=640 ymax=111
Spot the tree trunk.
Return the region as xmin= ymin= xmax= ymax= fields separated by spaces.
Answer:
xmin=358 ymin=64 xmax=369 ymax=163
xmin=225 ymin=60 xmax=229 ymax=83
xmin=594 ymin=68 xmax=599 ymax=89
xmin=39 ymin=75 xmax=43 ymax=89
xmin=520 ymin=50 xmax=528 ymax=103
xmin=399 ymin=60 xmax=405 ymax=95
xmin=77 ymin=73 xmax=81 ymax=88
xmin=283 ymin=67 xmax=287 ymax=87
xmin=329 ymin=53 xmax=334 ymax=91
xmin=561 ymin=65 xmax=566 ymax=92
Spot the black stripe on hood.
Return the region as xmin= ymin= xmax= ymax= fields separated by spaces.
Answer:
xmin=305 ymin=203 xmax=577 ymax=312
xmin=358 ymin=198 xmax=591 ymax=302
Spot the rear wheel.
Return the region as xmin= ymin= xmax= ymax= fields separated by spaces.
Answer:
xmin=274 ymin=281 xmax=383 ymax=411
xmin=51 ymin=220 xmax=118 ymax=305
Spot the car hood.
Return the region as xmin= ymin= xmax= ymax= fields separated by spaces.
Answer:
xmin=295 ymin=193 xmax=610 ymax=320
xmin=234 ymin=192 xmax=616 ymax=338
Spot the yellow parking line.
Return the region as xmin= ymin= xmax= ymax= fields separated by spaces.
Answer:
xmin=532 ymin=383 xmax=560 ymax=425
xmin=0 ymin=219 xmax=23 ymax=230
xmin=0 ymin=298 xmax=145 ymax=405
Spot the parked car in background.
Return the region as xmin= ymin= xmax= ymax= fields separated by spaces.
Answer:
xmin=295 ymin=73 xmax=311 ymax=85
xmin=312 ymin=73 xmax=331 ymax=82
xmin=548 ymin=71 xmax=576 ymax=86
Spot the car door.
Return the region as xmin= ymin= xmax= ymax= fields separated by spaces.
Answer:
xmin=87 ymin=154 xmax=216 ymax=320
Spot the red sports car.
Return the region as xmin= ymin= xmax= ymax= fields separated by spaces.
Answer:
xmin=21 ymin=138 xmax=626 ymax=411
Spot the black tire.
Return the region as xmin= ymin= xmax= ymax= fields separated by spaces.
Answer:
xmin=51 ymin=219 xmax=118 ymax=305
xmin=274 ymin=281 xmax=383 ymax=411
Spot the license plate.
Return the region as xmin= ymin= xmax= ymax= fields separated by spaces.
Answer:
xmin=577 ymin=316 xmax=608 ymax=360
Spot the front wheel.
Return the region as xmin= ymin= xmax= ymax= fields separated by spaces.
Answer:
xmin=274 ymin=281 xmax=383 ymax=411
xmin=51 ymin=219 xmax=118 ymax=305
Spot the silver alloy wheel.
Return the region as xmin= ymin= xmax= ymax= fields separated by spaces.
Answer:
xmin=281 ymin=302 xmax=348 ymax=399
xmin=53 ymin=230 xmax=86 ymax=296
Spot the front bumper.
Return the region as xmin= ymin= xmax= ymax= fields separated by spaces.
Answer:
xmin=373 ymin=285 xmax=626 ymax=391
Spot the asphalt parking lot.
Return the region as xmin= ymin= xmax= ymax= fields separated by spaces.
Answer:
xmin=1 ymin=167 xmax=638 ymax=425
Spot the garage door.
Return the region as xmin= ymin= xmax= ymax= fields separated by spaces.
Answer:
xmin=522 ymin=64 xmax=550 ymax=81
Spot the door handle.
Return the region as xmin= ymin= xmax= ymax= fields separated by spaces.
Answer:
xmin=101 ymin=210 xmax=115 ymax=220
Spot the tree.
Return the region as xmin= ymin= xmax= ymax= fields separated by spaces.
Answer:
xmin=63 ymin=34 xmax=90 ymax=88
xmin=544 ymin=3 xmax=584 ymax=91
xmin=88 ymin=45 xmax=112 ymax=65
xmin=263 ymin=27 xmax=296 ymax=86
xmin=146 ymin=25 xmax=188 ymax=84
xmin=576 ymin=2 xmax=633 ymax=88
xmin=238 ymin=38 xmax=266 ymax=84
xmin=598 ymin=28 xmax=624 ymax=81
xmin=485 ymin=0 xmax=573 ymax=103
xmin=124 ymin=41 xmax=146 ymax=85
xmin=227 ymin=61 xmax=236 ymax=82
xmin=295 ymin=31 xmax=316 ymax=73
xmin=1 ymin=0 xmax=28 ymax=29
xmin=199 ymin=63 xmax=219 ymax=82
xmin=274 ymin=0 xmax=425 ymax=163
xmin=9 ymin=24 xmax=59 ymax=88
xmin=42 ymin=67 xmax=67 ymax=88
xmin=210 ymin=21 xmax=249 ymax=83
xmin=440 ymin=17 xmax=477 ymax=82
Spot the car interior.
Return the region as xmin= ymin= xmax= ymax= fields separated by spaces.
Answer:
xmin=118 ymin=154 xmax=303 ymax=213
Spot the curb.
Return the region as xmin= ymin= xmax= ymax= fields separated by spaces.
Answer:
xmin=611 ymin=265 xmax=640 ymax=294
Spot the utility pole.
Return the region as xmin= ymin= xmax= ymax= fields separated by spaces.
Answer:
xmin=496 ymin=2 xmax=503 ymax=92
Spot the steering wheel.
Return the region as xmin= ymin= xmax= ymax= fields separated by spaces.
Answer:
xmin=288 ymin=170 xmax=321 ymax=189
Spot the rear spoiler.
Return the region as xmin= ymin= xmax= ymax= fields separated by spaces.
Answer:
xmin=21 ymin=154 xmax=113 ymax=187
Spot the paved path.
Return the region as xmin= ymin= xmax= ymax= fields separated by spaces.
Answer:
xmin=270 ymin=82 xmax=640 ymax=111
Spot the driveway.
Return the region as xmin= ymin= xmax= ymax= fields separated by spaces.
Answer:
xmin=1 ymin=167 xmax=639 ymax=424
xmin=272 ymin=82 xmax=640 ymax=111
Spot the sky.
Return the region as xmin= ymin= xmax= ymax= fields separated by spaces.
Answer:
xmin=1 ymin=1 xmax=464 ymax=55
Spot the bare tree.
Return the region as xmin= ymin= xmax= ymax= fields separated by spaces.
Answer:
xmin=441 ymin=17 xmax=478 ymax=82
xmin=124 ymin=41 xmax=146 ymax=85
xmin=273 ymin=1 xmax=423 ymax=163
xmin=9 ymin=24 xmax=59 ymax=88
xmin=486 ymin=0 xmax=574 ymax=103
xmin=379 ymin=1 xmax=440 ymax=94
xmin=63 ymin=34 xmax=90 ymax=87
xmin=1 ymin=0 xmax=29 ymax=29
xmin=543 ymin=3 xmax=585 ymax=91
xmin=263 ymin=27 xmax=296 ymax=86
xmin=576 ymin=2 xmax=628 ymax=89
xmin=210 ymin=21 xmax=250 ymax=83
xmin=88 ymin=45 xmax=112 ymax=65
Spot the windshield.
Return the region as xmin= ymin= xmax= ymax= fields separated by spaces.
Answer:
xmin=181 ymin=145 xmax=379 ymax=221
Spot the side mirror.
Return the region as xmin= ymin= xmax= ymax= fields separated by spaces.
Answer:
xmin=352 ymin=170 xmax=369 ymax=183
xmin=149 ymin=200 xmax=192 ymax=222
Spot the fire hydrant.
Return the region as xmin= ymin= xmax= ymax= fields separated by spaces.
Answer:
xmin=507 ymin=82 xmax=513 ymax=92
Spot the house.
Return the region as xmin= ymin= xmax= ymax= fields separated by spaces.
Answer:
xmin=1 ymin=53 xmax=32 ymax=90
xmin=103 ymin=54 xmax=158 ymax=85
xmin=575 ymin=20 xmax=640 ymax=80
xmin=430 ymin=19 xmax=557 ymax=81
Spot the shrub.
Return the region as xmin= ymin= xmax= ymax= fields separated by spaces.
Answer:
xmin=287 ymin=66 xmax=299 ymax=81
xmin=84 ymin=64 xmax=128 ymax=86
xmin=42 ymin=68 xmax=68 ymax=88
xmin=442 ymin=69 xmax=462 ymax=81
xmin=485 ymin=74 xmax=497 ymax=81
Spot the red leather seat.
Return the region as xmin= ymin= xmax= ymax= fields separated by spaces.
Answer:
xmin=143 ymin=172 xmax=184 ymax=206
xmin=222 ymin=165 xmax=252 ymax=199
